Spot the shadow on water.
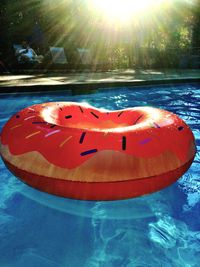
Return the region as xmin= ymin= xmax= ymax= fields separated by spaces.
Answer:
xmin=19 ymin=184 xmax=156 ymax=220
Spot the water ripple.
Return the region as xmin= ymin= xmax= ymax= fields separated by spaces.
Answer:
xmin=0 ymin=82 xmax=200 ymax=267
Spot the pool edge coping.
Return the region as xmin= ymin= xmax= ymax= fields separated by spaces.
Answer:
xmin=0 ymin=78 xmax=200 ymax=94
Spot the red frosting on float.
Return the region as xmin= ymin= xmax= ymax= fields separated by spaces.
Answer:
xmin=0 ymin=102 xmax=195 ymax=169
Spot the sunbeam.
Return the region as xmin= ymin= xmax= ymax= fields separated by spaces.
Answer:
xmin=90 ymin=0 xmax=167 ymax=24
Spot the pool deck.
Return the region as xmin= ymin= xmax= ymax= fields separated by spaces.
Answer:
xmin=0 ymin=69 xmax=200 ymax=93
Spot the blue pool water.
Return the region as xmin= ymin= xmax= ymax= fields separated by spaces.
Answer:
xmin=0 ymin=83 xmax=200 ymax=267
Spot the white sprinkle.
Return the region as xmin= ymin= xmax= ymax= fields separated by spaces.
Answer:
xmin=24 ymin=116 xmax=35 ymax=121
xmin=28 ymin=108 xmax=35 ymax=111
xmin=45 ymin=129 xmax=61 ymax=137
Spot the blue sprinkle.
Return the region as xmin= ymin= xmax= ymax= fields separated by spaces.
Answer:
xmin=32 ymin=121 xmax=47 ymax=124
xmin=153 ymin=122 xmax=161 ymax=128
xmin=81 ymin=149 xmax=98 ymax=156
xmin=178 ymin=126 xmax=184 ymax=131
xmin=90 ymin=112 xmax=99 ymax=119
xmin=79 ymin=132 xmax=86 ymax=144
xmin=133 ymin=115 xmax=143 ymax=125
xmin=122 ymin=136 xmax=126 ymax=150
xmin=65 ymin=115 xmax=72 ymax=119
xmin=79 ymin=106 xmax=84 ymax=113
xmin=140 ymin=138 xmax=152 ymax=145
xmin=118 ymin=111 xmax=123 ymax=117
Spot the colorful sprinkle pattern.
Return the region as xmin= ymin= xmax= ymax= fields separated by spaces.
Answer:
xmin=0 ymin=102 xmax=195 ymax=170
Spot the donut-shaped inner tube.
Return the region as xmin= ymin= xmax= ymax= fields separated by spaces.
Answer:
xmin=0 ymin=102 xmax=196 ymax=200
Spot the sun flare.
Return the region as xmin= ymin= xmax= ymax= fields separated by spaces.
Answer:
xmin=91 ymin=0 xmax=166 ymax=23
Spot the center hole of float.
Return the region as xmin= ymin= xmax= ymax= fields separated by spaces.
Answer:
xmin=42 ymin=106 xmax=145 ymax=131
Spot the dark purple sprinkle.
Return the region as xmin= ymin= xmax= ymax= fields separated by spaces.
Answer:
xmin=16 ymin=115 xmax=20 ymax=118
xmin=140 ymin=138 xmax=151 ymax=145
xmin=107 ymin=112 xmax=109 ymax=115
xmin=60 ymin=108 xmax=63 ymax=111
xmin=81 ymin=149 xmax=98 ymax=156
xmin=65 ymin=115 xmax=72 ymax=119
xmin=153 ymin=122 xmax=161 ymax=128
xmin=178 ymin=126 xmax=184 ymax=131
xmin=90 ymin=112 xmax=99 ymax=119
xmin=122 ymin=136 xmax=126 ymax=150
xmin=32 ymin=121 xmax=47 ymax=124
xmin=133 ymin=115 xmax=143 ymax=125
xmin=50 ymin=124 xmax=56 ymax=128
xmin=79 ymin=132 xmax=86 ymax=144
xmin=79 ymin=106 xmax=84 ymax=113
xmin=118 ymin=111 xmax=123 ymax=117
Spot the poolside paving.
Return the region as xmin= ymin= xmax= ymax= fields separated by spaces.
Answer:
xmin=0 ymin=69 xmax=199 ymax=91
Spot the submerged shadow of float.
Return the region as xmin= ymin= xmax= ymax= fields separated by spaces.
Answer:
xmin=0 ymin=101 xmax=196 ymax=201
xmin=19 ymin=184 xmax=156 ymax=219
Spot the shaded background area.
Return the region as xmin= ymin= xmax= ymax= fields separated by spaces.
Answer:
xmin=0 ymin=0 xmax=200 ymax=71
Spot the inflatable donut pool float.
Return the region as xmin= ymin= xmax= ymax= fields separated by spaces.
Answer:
xmin=0 ymin=102 xmax=196 ymax=201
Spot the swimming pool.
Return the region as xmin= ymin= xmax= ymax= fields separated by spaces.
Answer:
xmin=0 ymin=83 xmax=200 ymax=267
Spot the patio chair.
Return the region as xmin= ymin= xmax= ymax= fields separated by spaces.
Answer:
xmin=77 ymin=48 xmax=92 ymax=68
xmin=77 ymin=48 xmax=110 ymax=71
xmin=50 ymin=47 xmax=68 ymax=64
